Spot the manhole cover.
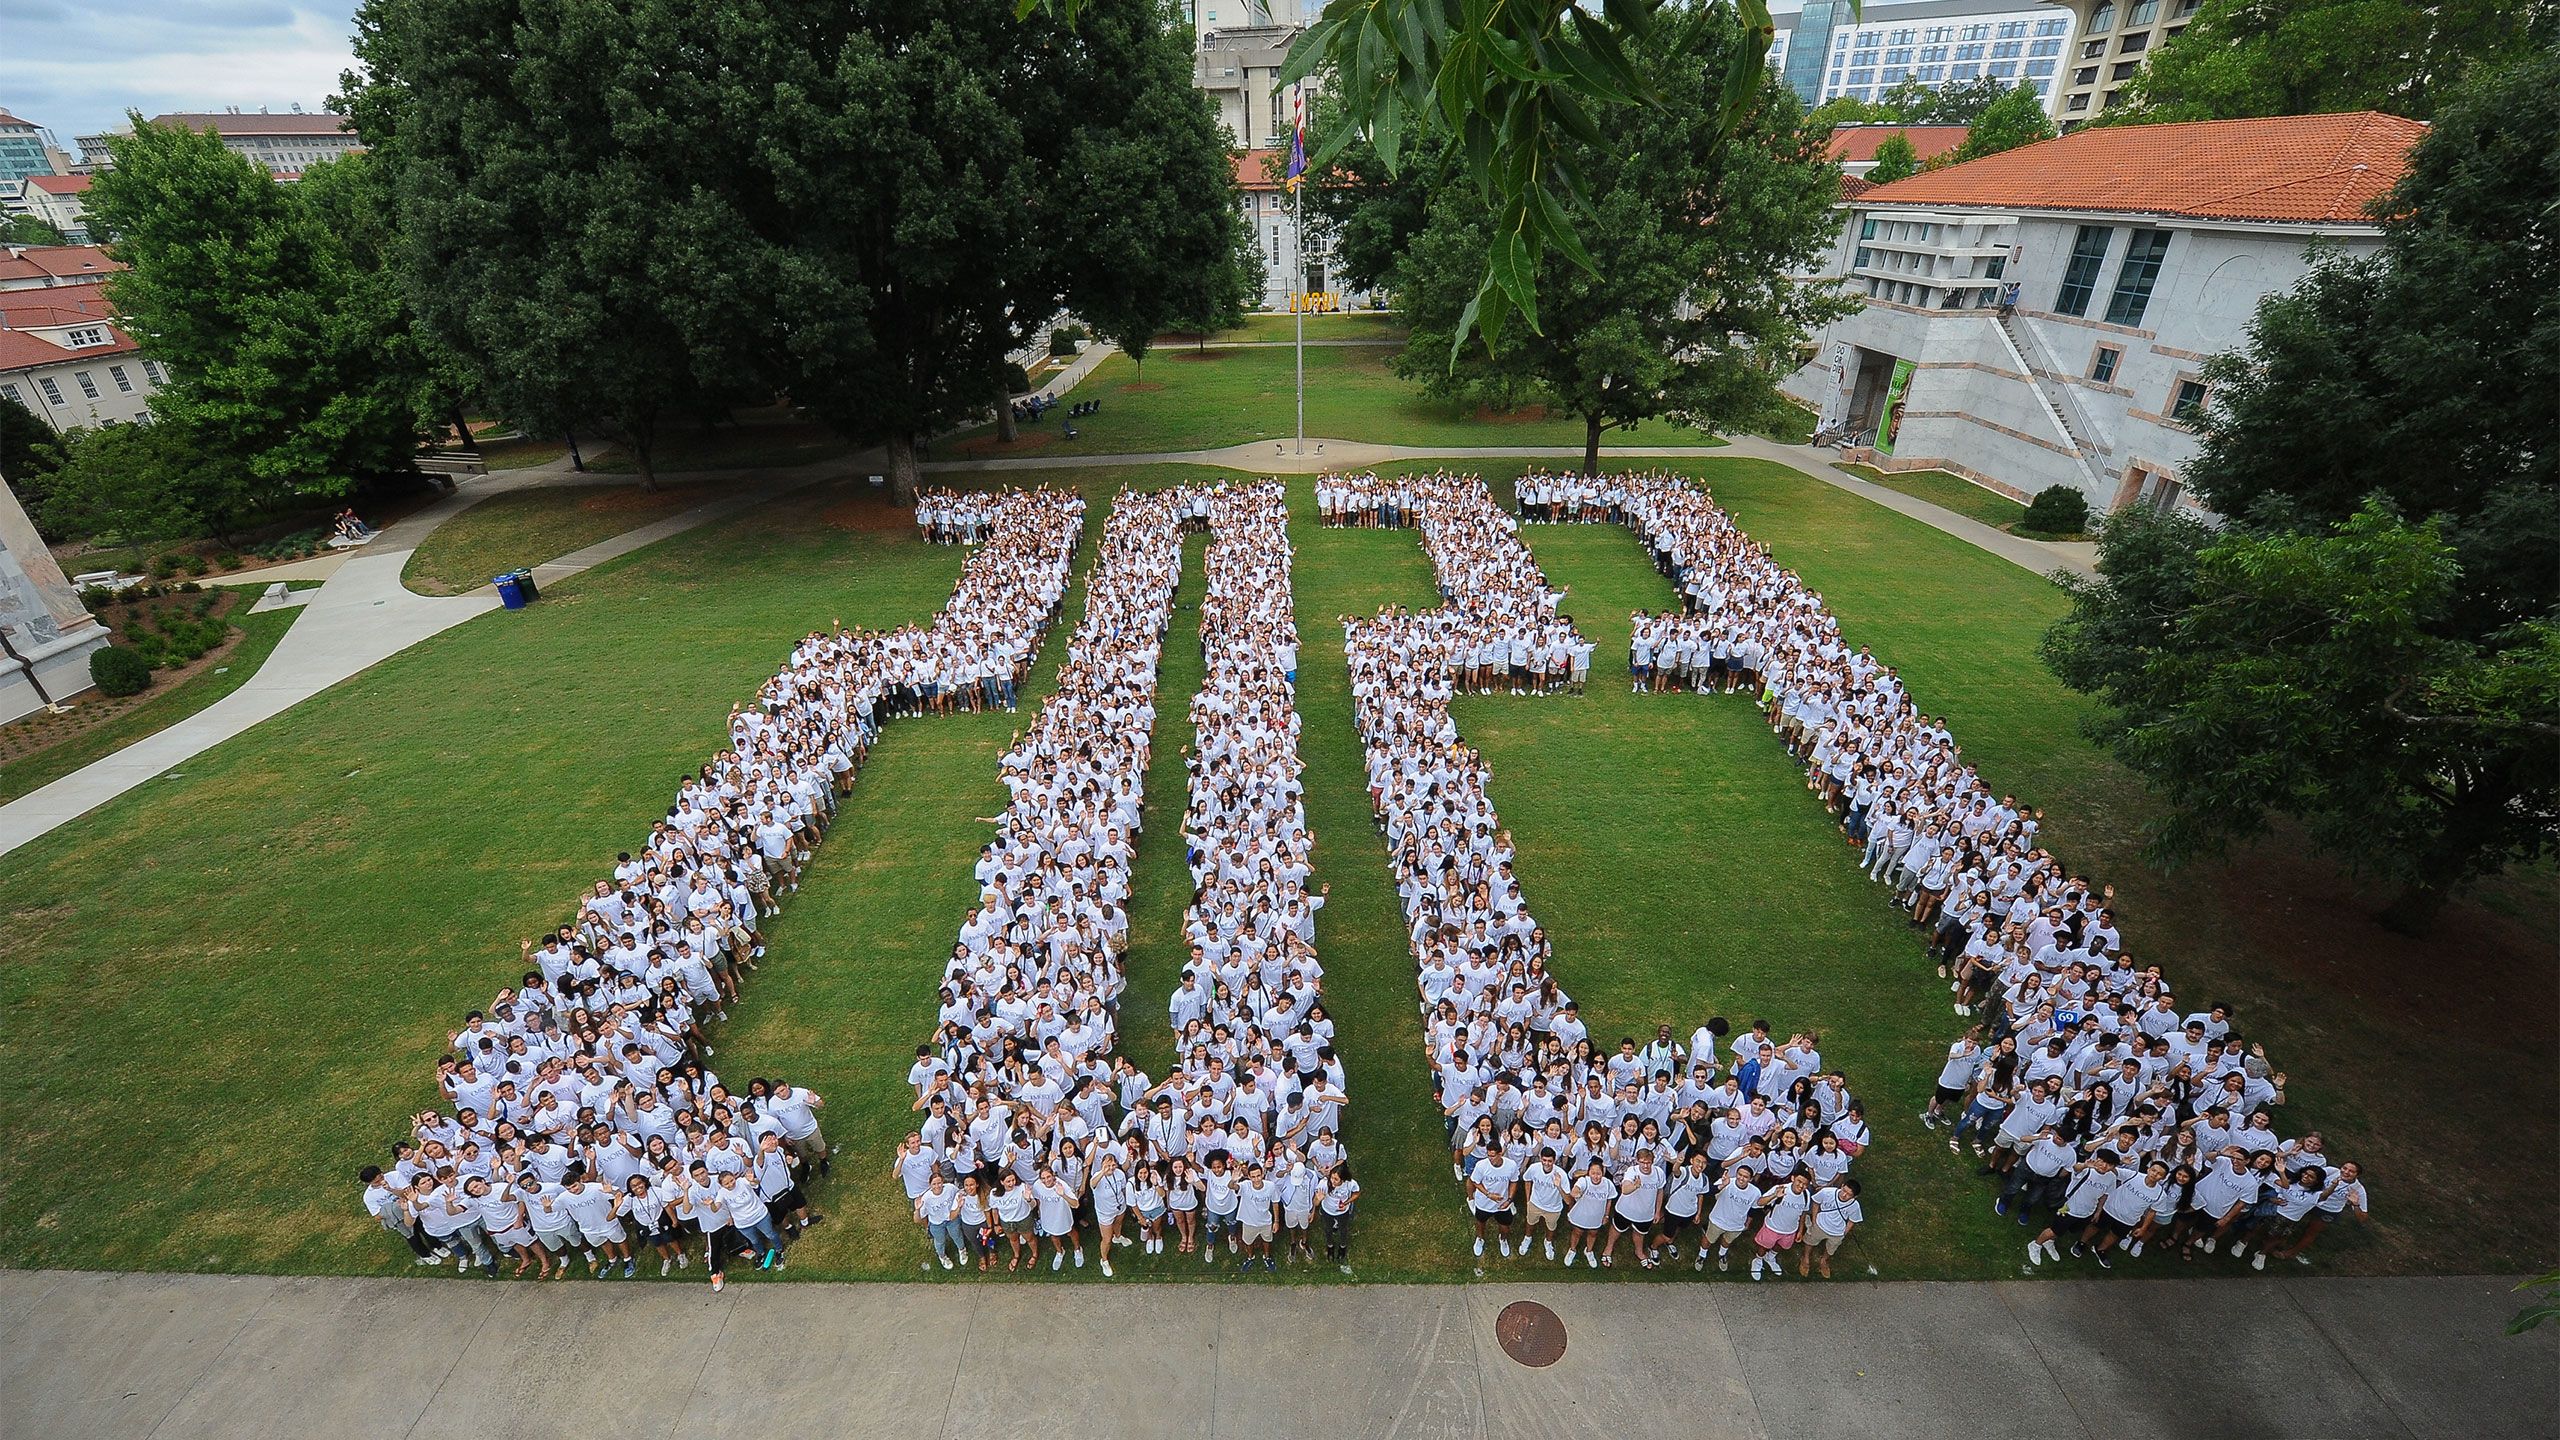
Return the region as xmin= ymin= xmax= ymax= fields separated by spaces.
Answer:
xmin=1495 ymin=1300 xmax=1567 ymax=1368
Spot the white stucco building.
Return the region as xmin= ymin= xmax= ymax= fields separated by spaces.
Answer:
xmin=0 ymin=472 xmax=110 ymax=720
xmin=0 ymin=280 xmax=166 ymax=430
xmin=1782 ymin=112 xmax=2423 ymax=515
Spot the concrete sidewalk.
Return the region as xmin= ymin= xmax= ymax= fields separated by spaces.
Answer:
xmin=2 ymin=1269 xmax=2545 ymax=1440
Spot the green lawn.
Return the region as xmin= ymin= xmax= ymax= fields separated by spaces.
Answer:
xmin=948 ymin=343 xmax=1719 ymax=457
xmin=0 ymin=457 xmax=2546 ymax=1287
xmin=1838 ymin=462 xmax=2030 ymax=529
xmin=0 ymin=606 xmax=301 ymax=805
xmin=1155 ymin=311 xmax=1408 ymax=345
xmin=401 ymin=479 xmax=729 ymax=595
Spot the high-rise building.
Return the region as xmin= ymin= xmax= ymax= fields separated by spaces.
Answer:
xmin=0 ymin=110 xmax=69 ymax=185
xmin=1767 ymin=0 xmax=2075 ymax=115
xmin=2045 ymin=0 xmax=2201 ymax=124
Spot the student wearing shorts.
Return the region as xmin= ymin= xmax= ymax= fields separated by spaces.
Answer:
xmin=1603 ymin=1149 xmax=1667 ymax=1269
xmin=1800 ymin=1178 xmax=1863 ymax=1278
xmin=1234 ymin=1161 xmax=1282 ymax=1273
xmin=1749 ymin=1174 xmax=1812 ymax=1281
xmin=991 ymin=1172 xmax=1038 ymax=1271
xmin=1468 ymin=1149 xmax=1522 ymax=1259
xmin=1032 ymin=1162 xmax=1084 ymax=1272
xmin=1520 ymin=1150 xmax=1571 ymax=1261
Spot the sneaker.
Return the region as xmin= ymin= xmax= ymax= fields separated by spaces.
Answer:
xmin=1718 ymin=1250 xmax=1730 ymax=1272
xmin=2252 ymin=1252 xmax=2266 ymax=1271
xmin=1073 ymin=1248 xmax=1085 ymax=1268
xmin=1750 ymin=1261 xmax=1764 ymax=1281
xmin=2095 ymin=1252 xmax=2113 ymax=1270
xmin=1100 ymin=1259 xmax=1113 ymax=1277
xmin=711 ymin=1273 xmax=725 ymax=1291
xmin=2068 ymin=1245 xmax=2084 ymax=1258
xmin=1563 ymin=1250 xmax=1577 ymax=1268
xmin=2127 ymin=1241 xmax=2144 ymax=1258
xmin=1052 ymin=1253 xmax=1064 ymax=1271
xmin=938 ymin=1255 xmax=954 ymax=1271
xmin=679 ymin=1253 xmax=691 ymax=1269
xmin=1543 ymin=1239 xmax=1556 ymax=1260
xmin=2230 ymin=1242 xmax=2248 ymax=1259
xmin=2293 ymin=1255 xmax=2311 ymax=1267
xmin=1919 ymin=1114 xmax=1938 ymax=1130
xmin=2026 ymin=1242 xmax=2043 ymax=1267
xmin=2200 ymin=1238 xmax=2217 ymax=1254
xmin=1264 ymin=1258 xmax=1277 ymax=1273
xmin=1473 ymin=1238 xmax=1485 ymax=1257
xmin=413 ymin=1256 xmax=439 ymax=1266
xmin=661 ymin=1258 xmax=672 ymax=1276
xmin=1994 ymin=1198 xmax=2008 ymax=1216
xmin=1694 ymin=1253 xmax=1707 ymax=1270
xmin=622 ymin=1260 xmax=636 ymax=1278
xmin=1498 ymin=1239 xmax=1511 ymax=1258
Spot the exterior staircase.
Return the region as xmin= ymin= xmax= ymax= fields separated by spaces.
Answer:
xmin=1988 ymin=310 xmax=2108 ymax=494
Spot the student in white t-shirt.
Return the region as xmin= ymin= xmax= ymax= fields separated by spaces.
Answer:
xmin=1031 ymin=1163 xmax=1084 ymax=1272
xmin=1468 ymin=1150 xmax=1522 ymax=1260
xmin=1519 ymin=1149 xmax=1572 ymax=1261
xmin=1562 ymin=1159 xmax=1616 ymax=1268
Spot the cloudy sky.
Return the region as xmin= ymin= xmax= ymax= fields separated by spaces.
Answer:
xmin=3 ymin=0 xmax=363 ymax=145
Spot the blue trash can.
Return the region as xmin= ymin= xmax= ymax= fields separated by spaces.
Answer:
xmin=494 ymin=573 xmax=526 ymax=609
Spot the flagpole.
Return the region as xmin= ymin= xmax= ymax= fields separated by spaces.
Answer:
xmin=1294 ymin=174 xmax=1305 ymax=457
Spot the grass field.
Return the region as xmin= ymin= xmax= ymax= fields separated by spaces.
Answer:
xmin=1156 ymin=311 xmax=1407 ymax=345
xmin=947 ymin=344 xmax=1718 ymax=458
xmin=402 ymin=479 xmax=729 ymax=595
xmin=1840 ymin=462 xmax=2031 ymax=529
xmin=0 ymin=456 xmax=2549 ymax=1287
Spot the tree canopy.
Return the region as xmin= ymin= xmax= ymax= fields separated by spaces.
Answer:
xmin=1865 ymin=134 xmax=1921 ymax=184
xmin=1392 ymin=6 xmax=1853 ymax=472
xmin=84 ymin=122 xmax=430 ymax=535
xmin=348 ymin=0 xmax=1237 ymax=498
xmin=2042 ymin=48 xmax=2560 ymax=930
xmin=1950 ymin=84 xmax=2056 ymax=162
xmin=2105 ymin=0 xmax=2542 ymax=124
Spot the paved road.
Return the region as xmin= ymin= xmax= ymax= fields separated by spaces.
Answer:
xmin=927 ymin=432 xmax=2096 ymax=580
xmin=1 ymin=1269 xmax=2546 ymax=1440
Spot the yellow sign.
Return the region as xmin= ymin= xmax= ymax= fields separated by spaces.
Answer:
xmin=1290 ymin=291 xmax=1342 ymax=314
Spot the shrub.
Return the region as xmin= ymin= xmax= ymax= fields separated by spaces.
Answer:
xmin=75 ymin=585 xmax=115 ymax=612
xmin=2018 ymin=485 xmax=2091 ymax=538
xmin=148 ymin=553 xmax=183 ymax=579
xmin=213 ymin=551 xmax=241 ymax=570
xmin=90 ymin=646 xmax=152 ymax=697
xmin=1048 ymin=323 xmax=1087 ymax=357
xmin=180 ymin=553 xmax=208 ymax=576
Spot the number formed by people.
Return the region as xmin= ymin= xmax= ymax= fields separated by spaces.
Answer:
xmin=1325 ymin=470 xmax=1873 ymax=1279
xmin=1536 ymin=467 xmax=2365 ymax=1274
xmin=901 ymin=481 xmax=1355 ymax=1278
xmin=364 ymin=487 xmax=1086 ymax=1289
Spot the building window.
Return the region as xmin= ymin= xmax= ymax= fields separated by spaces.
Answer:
xmin=2103 ymin=228 xmax=2172 ymax=325
xmin=2113 ymin=60 xmax=2141 ymax=79
xmin=0 ymin=383 xmax=19 ymax=406
xmin=66 ymin=325 xmax=107 ymax=347
xmin=2054 ymin=225 xmax=2114 ymax=316
xmin=2076 ymin=66 xmax=2100 ymax=84
xmin=74 ymin=371 xmax=100 ymax=399
xmin=143 ymin=359 xmax=166 ymax=385
xmin=2119 ymin=30 xmax=2150 ymax=52
xmin=2086 ymin=2 xmax=2113 ymax=31
xmin=2127 ymin=0 xmax=2160 ymax=22
xmin=109 ymin=364 xmax=133 ymax=392
xmin=2171 ymin=378 xmax=2209 ymax=424
xmin=2090 ymin=345 xmax=2121 ymax=383
xmin=38 ymin=377 xmax=64 ymax=405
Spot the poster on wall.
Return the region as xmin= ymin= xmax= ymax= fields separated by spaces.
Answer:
xmin=1875 ymin=358 xmax=1915 ymax=456
xmin=1814 ymin=341 xmax=1853 ymax=438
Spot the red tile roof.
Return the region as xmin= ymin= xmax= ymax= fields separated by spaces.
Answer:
xmin=1829 ymin=124 xmax=1970 ymax=165
xmin=27 ymin=174 xmax=90 ymax=196
xmin=1855 ymin=112 xmax=2425 ymax=225
xmin=1839 ymin=174 xmax=1877 ymax=202
xmin=1234 ymin=149 xmax=1289 ymax=191
xmin=0 ymin=281 xmax=116 ymax=328
xmin=0 ymin=245 xmax=119 ymax=284
xmin=0 ymin=326 xmax=138 ymax=374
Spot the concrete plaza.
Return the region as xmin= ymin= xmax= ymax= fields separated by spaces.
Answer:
xmin=2 ymin=1269 xmax=2549 ymax=1439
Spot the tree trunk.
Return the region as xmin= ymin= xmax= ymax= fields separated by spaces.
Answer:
xmin=887 ymin=432 xmax=921 ymax=507
xmin=629 ymin=423 xmax=658 ymax=493
xmin=2377 ymin=879 xmax=2452 ymax=936
xmin=449 ymin=405 xmax=478 ymax=453
xmin=1582 ymin=412 xmax=1604 ymax=477
xmin=996 ymin=387 xmax=1018 ymax=444
xmin=2374 ymin=779 xmax=2510 ymax=935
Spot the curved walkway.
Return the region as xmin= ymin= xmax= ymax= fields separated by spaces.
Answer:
xmin=1 ymin=1268 xmax=2545 ymax=1440
xmin=0 ymin=463 xmax=836 ymax=860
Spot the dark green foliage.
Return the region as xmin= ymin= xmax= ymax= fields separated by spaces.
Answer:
xmin=1394 ymin=7 xmax=1854 ymax=472
xmin=2041 ymin=51 xmax=2560 ymax=930
xmin=89 ymin=646 xmax=152 ymax=697
xmin=2017 ymin=485 xmax=2090 ymax=538
xmin=1950 ymin=85 xmax=2056 ymax=163
xmin=2107 ymin=0 xmax=2542 ymax=124
xmin=1866 ymin=134 xmax=1922 ymax=185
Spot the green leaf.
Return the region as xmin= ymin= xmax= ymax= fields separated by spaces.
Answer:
xmin=1527 ymin=179 xmax=1594 ymax=275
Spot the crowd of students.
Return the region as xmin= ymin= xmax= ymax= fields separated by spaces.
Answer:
xmin=1526 ymin=468 xmax=2370 ymax=1271
xmin=1336 ymin=470 xmax=1872 ymax=1277
xmin=362 ymin=487 xmax=1088 ymax=1287
xmin=901 ymin=482 xmax=1361 ymax=1275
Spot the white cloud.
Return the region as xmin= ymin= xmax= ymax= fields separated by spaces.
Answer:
xmin=0 ymin=2 xmax=361 ymax=146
